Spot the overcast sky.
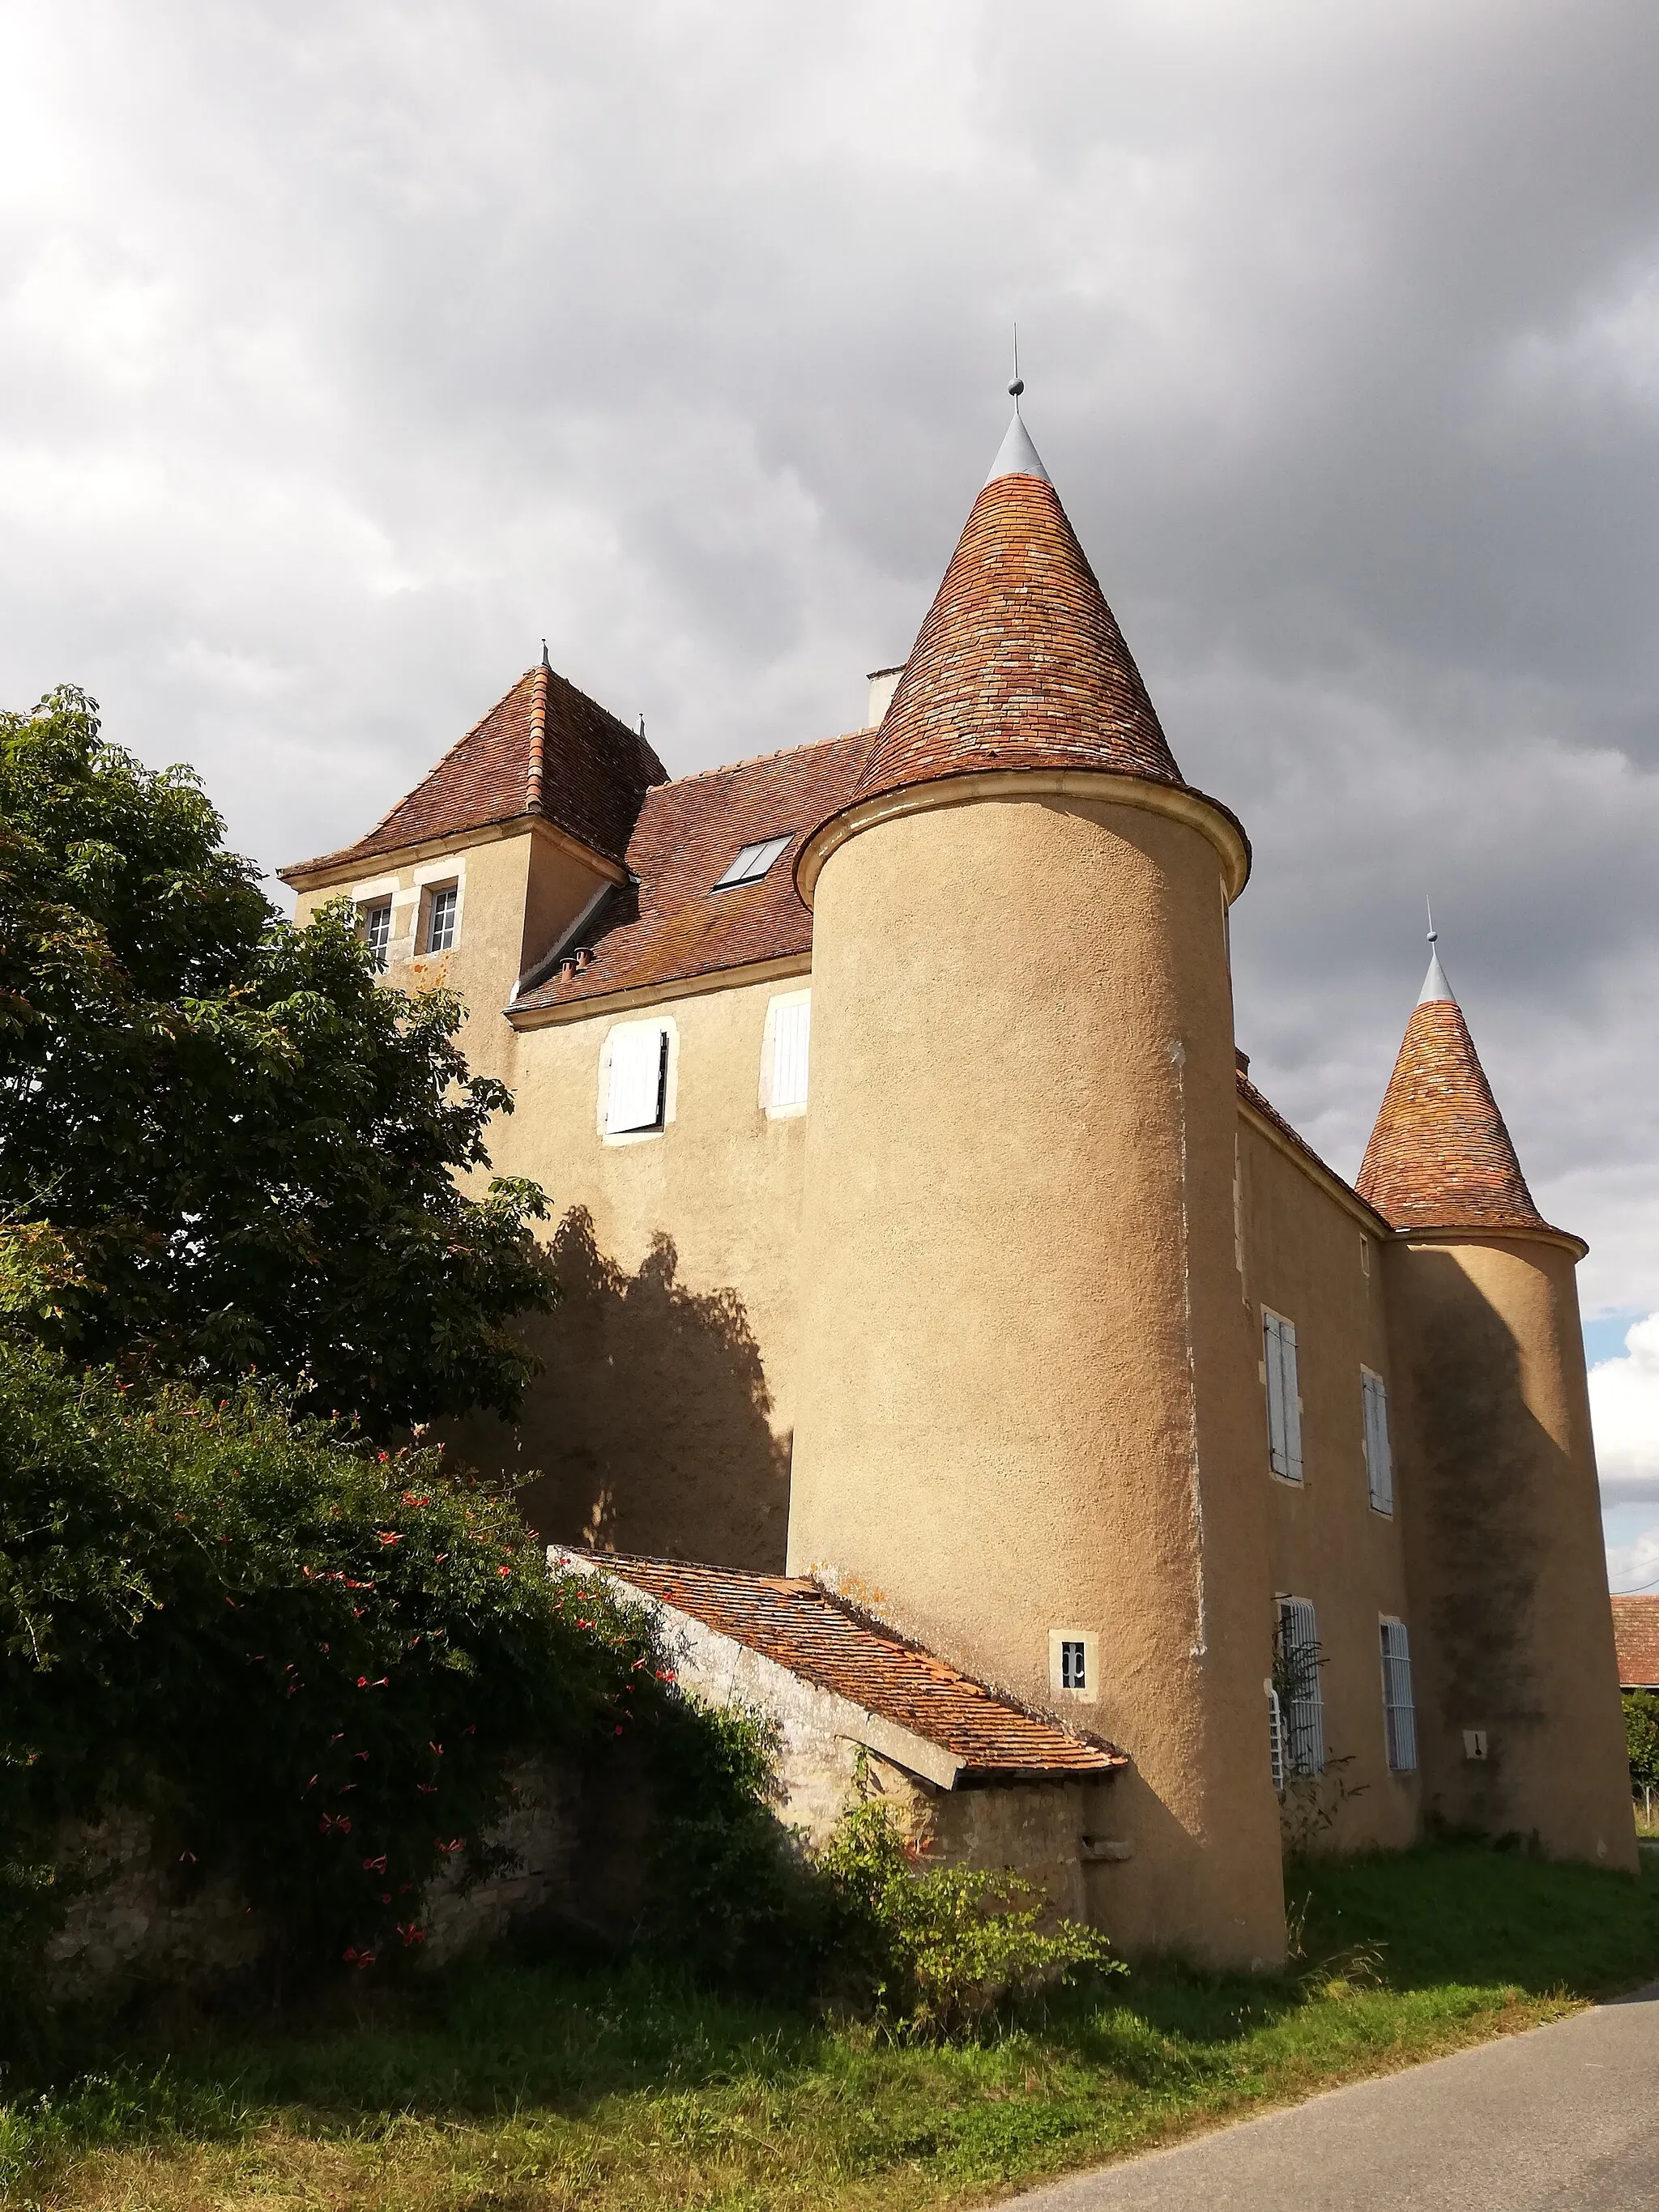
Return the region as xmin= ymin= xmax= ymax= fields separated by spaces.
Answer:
xmin=5 ymin=2 xmax=1658 ymax=1575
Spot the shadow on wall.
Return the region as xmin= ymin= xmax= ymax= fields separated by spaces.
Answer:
xmin=446 ymin=1208 xmax=791 ymax=1573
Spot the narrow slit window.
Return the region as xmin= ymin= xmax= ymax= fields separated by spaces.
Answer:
xmin=714 ymin=835 xmax=792 ymax=890
xmin=1380 ymin=1619 xmax=1418 ymax=1773
xmin=605 ymin=1025 xmax=669 ymax=1136
xmin=360 ymin=902 xmax=392 ymax=970
xmin=1362 ymin=1367 xmax=1394 ymax=1515
xmin=1275 ymin=1596 xmax=1324 ymax=1775
xmin=1060 ymin=1639 xmax=1087 ymax=1691
xmin=1263 ymin=1311 xmax=1303 ymax=1482
xmin=424 ymin=884 xmax=458 ymax=953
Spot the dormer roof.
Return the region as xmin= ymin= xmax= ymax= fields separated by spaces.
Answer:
xmin=847 ymin=408 xmax=1186 ymax=811
xmin=281 ymin=658 xmax=666 ymax=884
xmin=1357 ymin=947 xmax=1561 ymax=1239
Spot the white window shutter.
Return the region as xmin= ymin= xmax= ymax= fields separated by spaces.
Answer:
xmin=1273 ymin=1318 xmax=1300 ymax=1477
xmin=770 ymin=999 xmax=810 ymax=1109
xmin=1269 ymin=1686 xmax=1286 ymax=1796
xmin=1280 ymin=1319 xmax=1303 ymax=1482
xmin=1380 ymin=1619 xmax=1418 ymax=1772
xmin=606 ymin=1025 xmax=667 ymax=1134
xmin=1364 ymin=1372 xmax=1394 ymax=1515
xmin=1278 ymin=1597 xmax=1325 ymax=1775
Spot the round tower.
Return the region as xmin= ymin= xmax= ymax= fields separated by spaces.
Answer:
xmin=1358 ymin=939 xmax=1635 ymax=1869
xmin=787 ymin=405 xmax=1287 ymax=1965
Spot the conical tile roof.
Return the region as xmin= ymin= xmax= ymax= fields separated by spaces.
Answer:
xmin=1357 ymin=949 xmax=1552 ymax=1234
xmin=850 ymin=411 xmax=1186 ymax=806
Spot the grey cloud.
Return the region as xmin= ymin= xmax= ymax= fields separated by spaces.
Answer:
xmin=2 ymin=0 xmax=1658 ymax=1311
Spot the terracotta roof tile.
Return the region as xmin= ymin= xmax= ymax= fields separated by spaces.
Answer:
xmin=1612 ymin=1596 xmax=1659 ymax=1689
xmin=847 ymin=471 xmax=1185 ymax=811
xmin=584 ymin=1553 xmax=1126 ymax=1779
xmin=1358 ymin=998 xmax=1552 ymax=1234
xmin=514 ymin=730 xmax=871 ymax=1012
xmin=284 ymin=662 xmax=665 ymax=879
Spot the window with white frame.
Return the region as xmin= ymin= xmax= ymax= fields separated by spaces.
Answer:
xmin=1380 ymin=1618 xmax=1418 ymax=1773
xmin=768 ymin=994 xmax=810 ymax=1112
xmin=1362 ymin=1367 xmax=1394 ymax=1515
xmin=1263 ymin=1309 xmax=1303 ymax=1482
xmin=714 ymin=835 xmax=792 ymax=890
xmin=360 ymin=901 xmax=392 ymax=970
xmin=1275 ymin=1596 xmax=1325 ymax=1775
xmin=424 ymin=884 xmax=458 ymax=953
xmin=604 ymin=1022 xmax=669 ymax=1136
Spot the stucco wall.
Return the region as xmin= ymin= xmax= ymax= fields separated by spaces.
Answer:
xmin=786 ymin=789 xmax=1286 ymax=1969
xmin=1237 ymin=1118 xmax=1421 ymax=1852
xmin=1383 ymin=1232 xmax=1636 ymax=1869
xmin=453 ymin=971 xmax=812 ymax=1569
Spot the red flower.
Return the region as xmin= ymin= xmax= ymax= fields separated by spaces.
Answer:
xmin=363 ymin=1854 xmax=387 ymax=1873
xmin=395 ymin=1922 xmax=428 ymax=1946
xmin=434 ymin=1837 xmax=464 ymax=1855
xmin=377 ymin=1531 xmax=403 ymax=1548
xmin=320 ymin=1813 xmax=352 ymax=1835
xmin=497 ymin=1566 xmax=512 ymax=1579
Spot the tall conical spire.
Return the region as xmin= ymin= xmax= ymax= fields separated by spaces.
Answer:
xmin=851 ymin=399 xmax=1185 ymax=806
xmin=1358 ymin=930 xmax=1551 ymax=1235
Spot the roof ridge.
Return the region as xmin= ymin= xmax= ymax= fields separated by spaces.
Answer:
xmin=664 ymin=726 xmax=870 ymax=788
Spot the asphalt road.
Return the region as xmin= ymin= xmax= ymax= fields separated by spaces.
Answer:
xmin=1004 ymin=1984 xmax=1659 ymax=2210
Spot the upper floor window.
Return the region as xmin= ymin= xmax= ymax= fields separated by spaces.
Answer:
xmin=605 ymin=1021 xmax=670 ymax=1136
xmin=1380 ymin=1617 xmax=1418 ymax=1773
xmin=424 ymin=884 xmax=458 ymax=954
xmin=1263 ymin=1308 xmax=1303 ymax=1483
xmin=1362 ymin=1367 xmax=1394 ymax=1515
xmin=714 ymin=835 xmax=792 ymax=890
xmin=360 ymin=901 xmax=392 ymax=970
xmin=765 ymin=992 xmax=811 ymax=1115
xmin=1275 ymin=1596 xmax=1325 ymax=1776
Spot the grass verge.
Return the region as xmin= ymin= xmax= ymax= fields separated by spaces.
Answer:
xmin=6 ymin=1839 xmax=1658 ymax=2212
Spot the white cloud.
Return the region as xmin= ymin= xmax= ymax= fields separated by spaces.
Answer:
xmin=1592 ymin=1315 xmax=1659 ymax=1510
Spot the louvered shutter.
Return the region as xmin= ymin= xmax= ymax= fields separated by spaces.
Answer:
xmin=1363 ymin=1371 xmax=1394 ymax=1515
xmin=1380 ymin=1619 xmax=1418 ymax=1772
xmin=1277 ymin=1597 xmax=1325 ymax=1775
xmin=770 ymin=999 xmax=811 ymax=1109
xmin=1279 ymin=1319 xmax=1303 ymax=1481
xmin=606 ymin=1025 xmax=667 ymax=1134
xmin=1269 ymin=1686 xmax=1286 ymax=1796
xmin=1265 ymin=1314 xmax=1290 ymax=1476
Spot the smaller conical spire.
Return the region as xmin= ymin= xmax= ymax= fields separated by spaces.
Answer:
xmin=1418 ymin=901 xmax=1454 ymax=1004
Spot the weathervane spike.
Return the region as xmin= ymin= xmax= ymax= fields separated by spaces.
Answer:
xmin=1009 ymin=322 xmax=1024 ymax=403
xmin=540 ymin=638 xmax=550 ymax=668
xmin=1426 ymin=895 xmax=1436 ymax=945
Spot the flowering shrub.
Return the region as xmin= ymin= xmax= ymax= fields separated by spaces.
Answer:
xmin=0 ymin=1338 xmax=662 ymax=1984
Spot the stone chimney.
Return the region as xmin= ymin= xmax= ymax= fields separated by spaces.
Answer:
xmin=864 ymin=665 xmax=905 ymax=730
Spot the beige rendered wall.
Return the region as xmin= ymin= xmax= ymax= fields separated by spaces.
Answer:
xmin=454 ymin=971 xmax=813 ymax=1571
xmin=787 ymin=791 xmax=1287 ymax=1967
xmin=1236 ymin=1121 xmax=1420 ymax=1853
xmin=1383 ymin=1234 xmax=1636 ymax=1870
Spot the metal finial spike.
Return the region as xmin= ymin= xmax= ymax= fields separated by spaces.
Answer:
xmin=540 ymin=639 xmax=550 ymax=667
xmin=1426 ymin=895 xmax=1436 ymax=945
xmin=1009 ymin=322 xmax=1023 ymax=403
xmin=638 ymin=713 xmax=646 ymax=739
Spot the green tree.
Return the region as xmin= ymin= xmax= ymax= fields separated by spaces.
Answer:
xmin=0 ymin=686 xmax=555 ymax=1431
xmin=1625 ymin=1690 xmax=1659 ymax=1800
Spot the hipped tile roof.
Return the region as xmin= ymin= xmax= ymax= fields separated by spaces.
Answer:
xmin=1613 ymin=1596 xmax=1659 ymax=1688
xmin=848 ymin=470 xmax=1185 ymax=810
xmin=513 ymin=730 xmax=870 ymax=1013
xmin=587 ymin=1554 xmax=1126 ymax=1780
xmin=284 ymin=662 xmax=666 ymax=880
xmin=1358 ymin=997 xmax=1551 ymax=1234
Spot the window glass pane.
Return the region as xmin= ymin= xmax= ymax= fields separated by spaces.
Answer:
xmin=425 ymin=885 xmax=458 ymax=953
xmin=714 ymin=834 xmax=793 ymax=889
xmin=361 ymin=903 xmax=391 ymax=969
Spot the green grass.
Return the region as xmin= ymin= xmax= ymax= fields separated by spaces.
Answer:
xmin=6 ymin=1840 xmax=1659 ymax=2212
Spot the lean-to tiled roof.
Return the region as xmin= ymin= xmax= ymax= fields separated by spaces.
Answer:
xmin=847 ymin=444 xmax=1185 ymax=810
xmin=591 ymin=1554 xmax=1126 ymax=1780
xmin=513 ymin=729 xmax=870 ymax=1014
xmin=1358 ymin=964 xmax=1555 ymax=1236
xmin=283 ymin=660 xmax=666 ymax=880
xmin=1612 ymin=1596 xmax=1659 ymax=1689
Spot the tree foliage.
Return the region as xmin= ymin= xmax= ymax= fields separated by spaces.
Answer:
xmin=0 ymin=1333 xmax=662 ymax=1976
xmin=0 ymin=687 xmax=555 ymax=1430
xmin=1625 ymin=1690 xmax=1659 ymax=1796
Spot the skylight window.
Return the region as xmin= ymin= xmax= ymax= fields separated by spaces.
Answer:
xmin=714 ymin=835 xmax=792 ymax=890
